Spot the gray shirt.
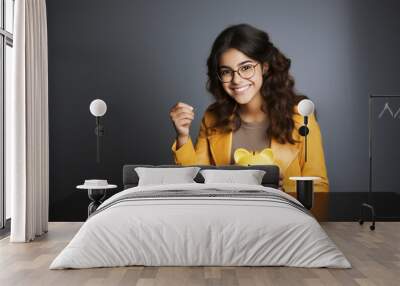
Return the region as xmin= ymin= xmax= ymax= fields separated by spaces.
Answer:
xmin=230 ymin=118 xmax=270 ymax=164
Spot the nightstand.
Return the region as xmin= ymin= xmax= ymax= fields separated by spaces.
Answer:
xmin=77 ymin=181 xmax=117 ymax=217
xmin=289 ymin=176 xmax=320 ymax=210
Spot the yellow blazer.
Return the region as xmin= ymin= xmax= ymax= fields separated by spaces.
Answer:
xmin=171 ymin=109 xmax=329 ymax=192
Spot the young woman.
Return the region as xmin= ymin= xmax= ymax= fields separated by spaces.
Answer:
xmin=169 ymin=24 xmax=329 ymax=193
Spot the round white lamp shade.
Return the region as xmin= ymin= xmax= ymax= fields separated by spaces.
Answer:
xmin=90 ymin=99 xmax=107 ymax=117
xmin=298 ymin=99 xmax=315 ymax=116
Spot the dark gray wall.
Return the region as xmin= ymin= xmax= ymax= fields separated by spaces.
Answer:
xmin=47 ymin=0 xmax=400 ymax=221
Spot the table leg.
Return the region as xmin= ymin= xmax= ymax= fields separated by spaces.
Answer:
xmin=87 ymin=189 xmax=107 ymax=217
xmin=296 ymin=180 xmax=314 ymax=210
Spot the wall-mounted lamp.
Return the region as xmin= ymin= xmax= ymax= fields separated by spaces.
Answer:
xmin=298 ymin=99 xmax=315 ymax=162
xmin=290 ymin=99 xmax=318 ymax=210
xmin=89 ymin=99 xmax=107 ymax=163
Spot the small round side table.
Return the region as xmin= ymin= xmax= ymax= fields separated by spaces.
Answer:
xmin=76 ymin=184 xmax=117 ymax=217
xmin=289 ymin=176 xmax=320 ymax=210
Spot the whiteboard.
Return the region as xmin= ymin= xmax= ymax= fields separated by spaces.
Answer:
xmin=370 ymin=95 xmax=400 ymax=193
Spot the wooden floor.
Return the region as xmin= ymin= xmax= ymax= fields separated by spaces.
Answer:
xmin=0 ymin=222 xmax=399 ymax=286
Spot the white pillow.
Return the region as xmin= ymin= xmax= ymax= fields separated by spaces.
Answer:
xmin=200 ymin=169 xmax=266 ymax=185
xmin=135 ymin=167 xmax=201 ymax=186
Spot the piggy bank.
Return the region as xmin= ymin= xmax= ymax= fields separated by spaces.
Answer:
xmin=234 ymin=147 xmax=274 ymax=166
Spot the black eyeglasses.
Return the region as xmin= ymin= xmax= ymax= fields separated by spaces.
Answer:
xmin=217 ymin=63 xmax=259 ymax=83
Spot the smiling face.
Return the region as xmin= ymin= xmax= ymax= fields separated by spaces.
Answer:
xmin=218 ymin=48 xmax=267 ymax=105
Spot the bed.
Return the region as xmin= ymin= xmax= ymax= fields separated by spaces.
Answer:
xmin=49 ymin=165 xmax=350 ymax=269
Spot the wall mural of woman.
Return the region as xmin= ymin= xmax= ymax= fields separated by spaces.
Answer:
xmin=169 ymin=23 xmax=329 ymax=194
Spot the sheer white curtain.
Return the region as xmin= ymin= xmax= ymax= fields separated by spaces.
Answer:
xmin=8 ymin=0 xmax=49 ymax=242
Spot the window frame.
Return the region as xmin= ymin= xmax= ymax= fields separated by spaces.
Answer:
xmin=0 ymin=0 xmax=14 ymax=230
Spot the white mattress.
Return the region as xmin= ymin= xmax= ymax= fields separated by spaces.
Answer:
xmin=50 ymin=183 xmax=351 ymax=269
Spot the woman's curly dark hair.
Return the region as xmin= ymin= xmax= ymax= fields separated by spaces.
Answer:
xmin=206 ymin=23 xmax=309 ymax=144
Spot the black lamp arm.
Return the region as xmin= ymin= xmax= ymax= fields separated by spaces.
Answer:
xmin=94 ymin=117 xmax=105 ymax=163
xmin=298 ymin=116 xmax=309 ymax=162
